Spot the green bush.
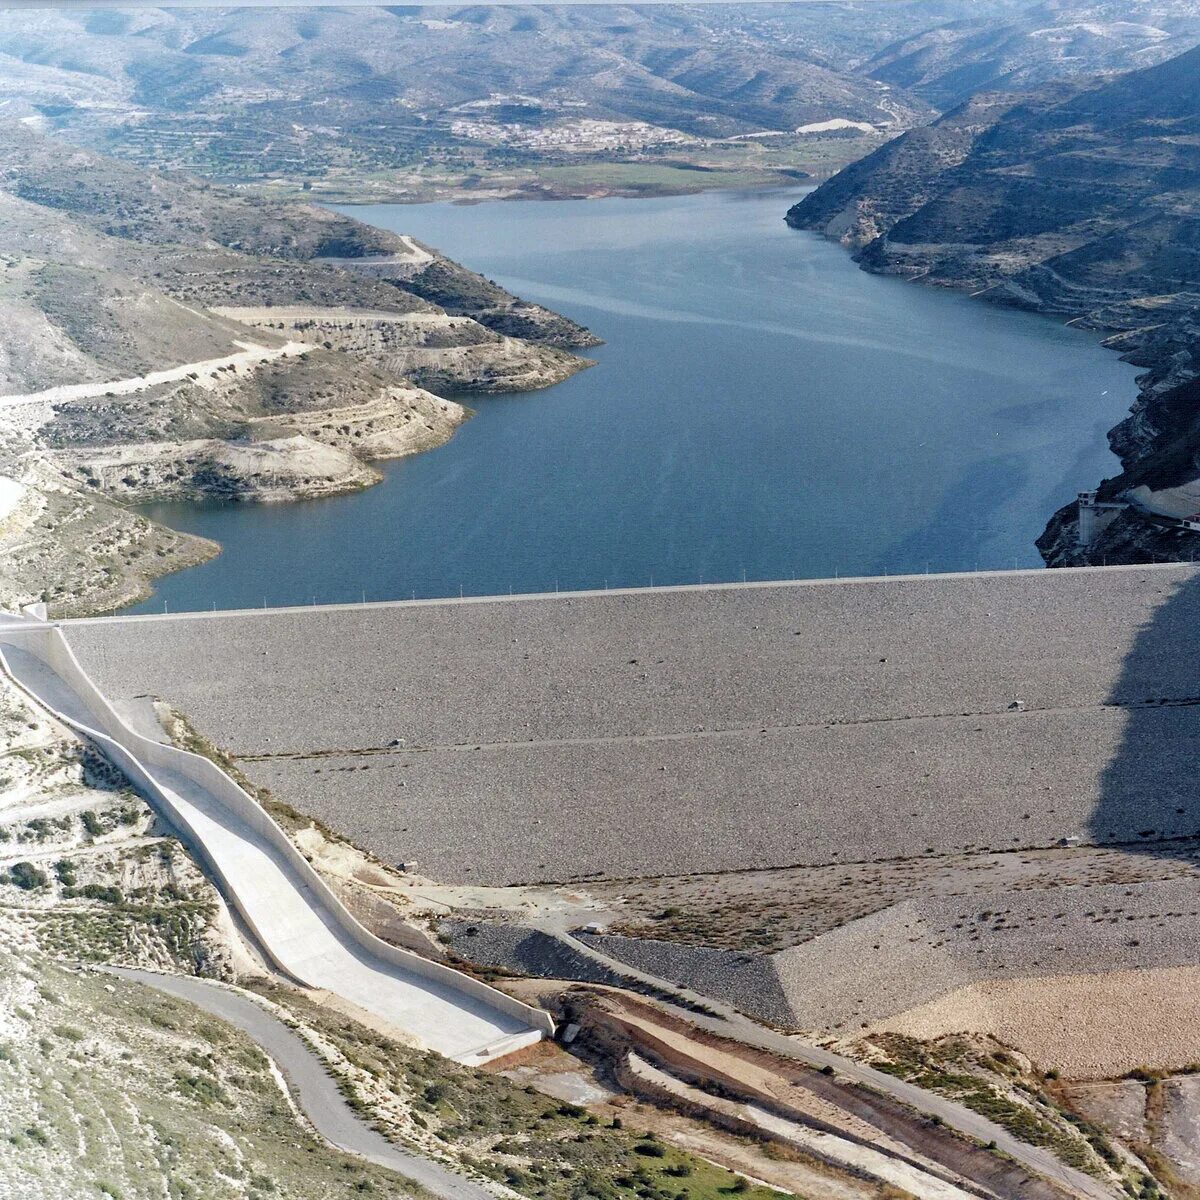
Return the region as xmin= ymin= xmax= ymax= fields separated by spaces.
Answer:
xmin=63 ymin=883 xmax=124 ymax=905
xmin=8 ymin=861 xmax=48 ymax=890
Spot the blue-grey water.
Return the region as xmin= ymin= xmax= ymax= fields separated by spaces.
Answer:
xmin=129 ymin=188 xmax=1138 ymax=613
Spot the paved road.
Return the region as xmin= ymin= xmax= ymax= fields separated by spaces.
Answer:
xmin=103 ymin=967 xmax=495 ymax=1200
xmin=0 ymin=632 xmax=544 ymax=1064
xmin=544 ymin=924 xmax=1119 ymax=1200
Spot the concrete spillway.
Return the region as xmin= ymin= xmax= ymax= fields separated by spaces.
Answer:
xmin=0 ymin=615 xmax=550 ymax=1063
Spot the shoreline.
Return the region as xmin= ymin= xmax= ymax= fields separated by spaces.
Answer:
xmin=276 ymin=172 xmax=816 ymax=208
xmin=781 ymin=211 xmax=1162 ymax=569
xmin=100 ymin=189 xmax=1136 ymax=620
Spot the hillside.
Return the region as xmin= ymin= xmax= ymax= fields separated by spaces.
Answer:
xmin=787 ymin=43 xmax=1200 ymax=567
xmin=865 ymin=0 xmax=1200 ymax=108
xmin=0 ymin=5 xmax=944 ymax=201
xmin=0 ymin=122 xmax=597 ymax=615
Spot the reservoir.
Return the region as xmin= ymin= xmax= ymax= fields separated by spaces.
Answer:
xmin=129 ymin=188 xmax=1138 ymax=613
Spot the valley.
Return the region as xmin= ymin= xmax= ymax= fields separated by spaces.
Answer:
xmin=121 ymin=188 xmax=1137 ymax=615
xmin=6 ymin=3 xmax=1200 ymax=204
xmin=5 ymin=6 xmax=1200 ymax=1200
xmin=786 ymin=43 xmax=1200 ymax=570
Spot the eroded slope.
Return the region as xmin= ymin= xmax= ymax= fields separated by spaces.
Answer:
xmin=0 ymin=123 xmax=596 ymax=615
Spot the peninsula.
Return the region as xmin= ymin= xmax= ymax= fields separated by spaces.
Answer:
xmin=0 ymin=123 xmax=598 ymax=615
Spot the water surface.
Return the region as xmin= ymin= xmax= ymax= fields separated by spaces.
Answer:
xmin=131 ymin=188 xmax=1138 ymax=612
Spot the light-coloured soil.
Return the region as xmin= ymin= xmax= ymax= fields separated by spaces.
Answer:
xmin=871 ymin=965 xmax=1200 ymax=1079
xmin=0 ymin=481 xmax=217 ymax=617
xmin=1066 ymin=1077 xmax=1200 ymax=1192
xmin=0 ymin=474 xmax=25 ymax=521
xmin=55 ymin=433 xmax=382 ymax=504
xmin=250 ymin=386 xmax=469 ymax=464
xmin=626 ymin=1051 xmax=978 ymax=1200
xmin=0 ymin=338 xmax=308 ymax=409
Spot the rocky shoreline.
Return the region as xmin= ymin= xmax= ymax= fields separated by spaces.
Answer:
xmin=0 ymin=123 xmax=599 ymax=617
xmin=782 ymin=201 xmax=1200 ymax=567
xmin=785 ymin=50 xmax=1200 ymax=569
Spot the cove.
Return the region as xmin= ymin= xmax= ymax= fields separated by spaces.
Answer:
xmin=128 ymin=188 xmax=1139 ymax=614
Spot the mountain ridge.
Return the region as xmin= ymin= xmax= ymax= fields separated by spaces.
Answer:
xmin=786 ymin=42 xmax=1200 ymax=567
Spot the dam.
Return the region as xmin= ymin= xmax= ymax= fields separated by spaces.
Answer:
xmin=60 ymin=563 xmax=1200 ymax=887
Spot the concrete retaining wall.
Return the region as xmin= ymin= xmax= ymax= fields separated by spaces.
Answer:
xmin=0 ymin=615 xmax=553 ymax=1042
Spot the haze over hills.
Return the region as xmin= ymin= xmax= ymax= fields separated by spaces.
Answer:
xmin=864 ymin=0 xmax=1200 ymax=108
xmin=787 ymin=40 xmax=1200 ymax=568
xmin=0 ymin=4 xmax=937 ymax=199
xmin=3 ymin=2 xmax=1198 ymax=201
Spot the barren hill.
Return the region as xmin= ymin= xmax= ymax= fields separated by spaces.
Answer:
xmin=0 ymin=122 xmax=596 ymax=615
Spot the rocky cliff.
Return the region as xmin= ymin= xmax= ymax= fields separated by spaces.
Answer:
xmin=787 ymin=44 xmax=1200 ymax=567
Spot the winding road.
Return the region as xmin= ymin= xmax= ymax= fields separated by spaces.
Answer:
xmin=0 ymin=339 xmax=311 ymax=409
xmin=0 ymin=617 xmax=548 ymax=1064
xmin=104 ymin=967 xmax=496 ymax=1200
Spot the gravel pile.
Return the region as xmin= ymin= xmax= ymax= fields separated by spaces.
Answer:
xmin=773 ymin=876 xmax=1200 ymax=1033
xmin=575 ymin=932 xmax=798 ymax=1027
xmin=439 ymin=920 xmax=625 ymax=987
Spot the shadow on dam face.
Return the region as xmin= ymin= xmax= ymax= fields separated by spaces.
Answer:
xmin=1093 ymin=569 xmax=1200 ymax=853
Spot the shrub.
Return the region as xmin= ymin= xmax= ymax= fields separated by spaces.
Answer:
xmin=8 ymin=861 xmax=48 ymax=890
xmin=63 ymin=883 xmax=124 ymax=905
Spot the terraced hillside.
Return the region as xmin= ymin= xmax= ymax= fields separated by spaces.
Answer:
xmin=0 ymin=122 xmax=597 ymax=615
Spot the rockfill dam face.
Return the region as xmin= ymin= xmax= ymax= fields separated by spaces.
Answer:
xmin=62 ymin=564 xmax=1200 ymax=885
